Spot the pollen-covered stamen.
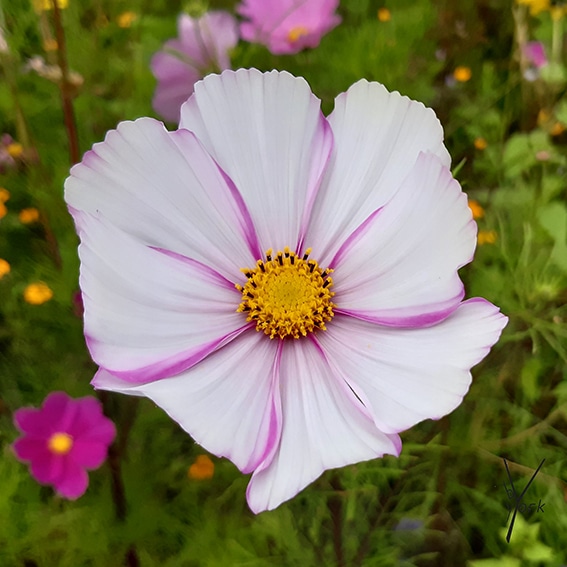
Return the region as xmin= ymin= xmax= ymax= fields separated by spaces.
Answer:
xmin=236 ymin=247 xmax=335 ymax=339
xmin=47 ymin=432 xmax=73 ymax=455
xmin=287 ymin=26 xmax=309 ymax=43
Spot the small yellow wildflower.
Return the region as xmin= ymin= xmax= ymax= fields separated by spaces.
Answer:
xmin=0 ymin=202 xmax=7 ymax=220
xmin=550 ymin=122 xmax=565 ymax=136
xmin=33 ymin=0 xmax=68 ymax=11
xmin=117 ymin=12 xmax=137 ymax=28
xmin=0 ymin=188 xmax=9 ymax=203
xmin=474 ymin=137 xmax=488 ymax=150
xmin=477 ymin=230 xmax=497 ymax=245
xmin=19 ymin=208 xmax=40 ymax=224
xmin=453 ymin=66 xmax=472 ymax=82
xmin=0 ymin=259 xmax=10 ymax=279
xmin=24 ymin=282 xmax=53 ymax=305
xmin=7 ymin=143 xmax=23 ymax=158
xmin=188 ymin=455 xmax=215 ymax=480
xmin=516 ymin=0 xmax=550 ymax=16
xmin=468 ymin=200 xmax=485 ymax=219
xmin=43 ymin=38 xmax=58 ymax=52
xmin=377 ymin=8 xmax=391 ymax=22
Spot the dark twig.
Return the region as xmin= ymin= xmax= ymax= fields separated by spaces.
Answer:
xmin=50 ymin=0 xmax=80 ymax=165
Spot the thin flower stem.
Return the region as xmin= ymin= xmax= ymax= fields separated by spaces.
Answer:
xmin=98 ymin=391 xmax=140 ymax=567
xmin=328 ymin=474 xmax=345 ymax=567
xmin=50 ymin=0 xmax=80 ymax=165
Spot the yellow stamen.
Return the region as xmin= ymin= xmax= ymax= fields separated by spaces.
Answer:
xmin=288 ymin=26 xmax=309 ymax=43
xmin=48 ymin=432 xmax=73 ymax=455
xmin=236 ymin=247 xmax=335 ymax=340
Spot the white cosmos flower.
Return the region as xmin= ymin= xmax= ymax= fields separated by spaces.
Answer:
xmin=65 ymin=68 xmax=507 ymax=513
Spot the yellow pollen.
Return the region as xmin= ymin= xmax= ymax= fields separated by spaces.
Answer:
xmin=288 ymin=26 xmax=309 ymax=43
xmin=236 ymin=247 xmax=335 ymax=340
xmin=48 ymin=432 xmax=73 ymax=455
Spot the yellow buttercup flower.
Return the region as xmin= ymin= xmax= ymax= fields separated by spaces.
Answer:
xmin=377 ymin=8 xmax=391 ymax=22
xmin=24 ymin=282 xmax=53 ymax=305
xmin=117 ymin=12 xmax=137 ymax=28
xmin=478 ymin=230 xmax=497 ymax=245
xmin=468 ymin=200 xmax=485 ymax=219
xmin=33 ymin=0 xmax=68 ymax=11
xmin=474 ymin=137 xmax=488 ymax=150
xmin=550 ymin=122 xmax=565 ymax=136
xmin=0 ymin=259 xmax=10 ymax=279
xmin=7 ymin=143 xmax=23 ymax=158
xmin=19 ymin=208 xmax=40 ymax=224
xmin=0 ymin=202 xmax=6 ymax=220
xmin=453 ymin=66 xmax=472 ymax=82
xmin=188 ymin=455 xmax=215 ymax=480
xmin=0 ymin=188 xmax=10 ymax=203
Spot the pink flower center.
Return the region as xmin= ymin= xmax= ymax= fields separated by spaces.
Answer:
xmin=236 ymin=247 xmax=335 ymax=339
xmin=48 ymin=432 xmax=73 ymax=455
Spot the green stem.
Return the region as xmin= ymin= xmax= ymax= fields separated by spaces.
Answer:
xmin=50 ymin=0 xmax=80 ymax=165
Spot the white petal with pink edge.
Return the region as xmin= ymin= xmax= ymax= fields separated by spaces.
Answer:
xmin=331 ymin=152 xmax=475 ymax=327
xmin=65 ymin=118 xmax=261 ymax=282
xmin=318 ymin=300 xmax=508 ymax=435
xmin=93 ymin=330 xmax=281 ymax=475
xmin=77 ymin=213 xmax=248 ymax=383
xmin=305 ymin=80 xmax=451 ymax=265
xmin=179 ymin=69 xmax=333 ymax=253
xmin=246 ymin=338 xmax=401 ymax=513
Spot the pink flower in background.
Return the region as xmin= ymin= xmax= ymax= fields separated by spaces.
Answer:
xmin=13 ymin=391 xmax=116 ymax=499
xmin=523 ymin=41 xmax=548 ymax=68
xmin=238 ymin=0 xmax=341 ymax=54
xmin=65 ymin=69 xmax=507 ymax=513
xmin=151 ymin=11 xmax=238 ymax=122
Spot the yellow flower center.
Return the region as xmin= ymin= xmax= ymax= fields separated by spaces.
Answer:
xmin=236 ymin=247 xmax=335 ymax=340
xmin=48 ymin=432 xmax=73 ymax=455
xmin=287 ymin=26 xmax=309 ymax=43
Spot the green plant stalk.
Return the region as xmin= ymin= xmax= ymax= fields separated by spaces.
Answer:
xmin=50 ymin=0 xmax=80 ymax=165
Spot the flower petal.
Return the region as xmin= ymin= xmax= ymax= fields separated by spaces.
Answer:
xmin=93 ymin=330 xmax=282 ymax=475
xmin=151 ymin=48 xmax=202 ymax=123
xmin=65 ymin=117 xmax=260 ymax=281
xmin=332 ymin=152 xmax=475 ymax=326
xmin=305 ymin=79 xmax=451 ymax=264
xmin=246 ymin=338 xmax=401 ymax=513
xmin=70 ymin=440 xmax=110 ymax=469
xmin=13 ymin=437 xmax=49 ymax=462
xmin=30 ymin=453 xmax=63 ymax=485
xmin=67 ymin=397 xmax=116 ymax=446
xmin=77 ymin=212 xmax=248 ymax=383
xmin=318 ymin=300 xmax=508 ymax=435
xmin=179 ymin=69 xmax=333 ymax=253
xmin=53 ymin=459 xmax=89 ymax=500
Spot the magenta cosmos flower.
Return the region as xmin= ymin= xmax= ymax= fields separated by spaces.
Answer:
xmin=150 ymin=11 xmax=238 ymax=122
xmin=13 ymin=391 xmax=116 ymax=499
xmin=65 ymin=69 xmax=507 ymax=513
xmin=237 ymin=0 xmax=341 ymax=54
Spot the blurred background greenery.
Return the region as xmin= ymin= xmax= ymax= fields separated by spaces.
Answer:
xmin=1 ymin=0 xmax=566 ymax=565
